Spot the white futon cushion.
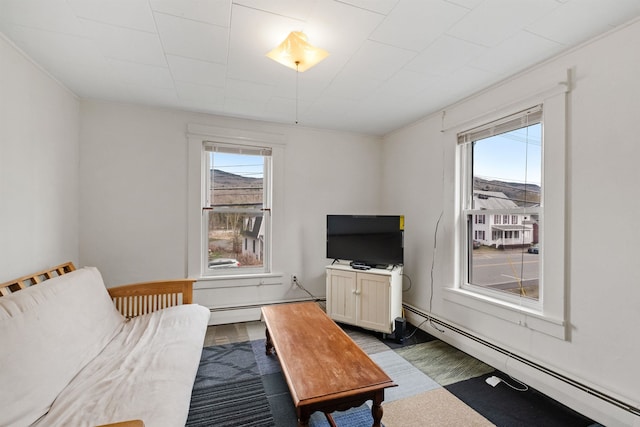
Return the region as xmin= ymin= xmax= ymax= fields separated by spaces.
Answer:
xmin=32 ymin=303 xmax=210 ymax=427
xmin=0 ymin=267 xmax=125 ymax=427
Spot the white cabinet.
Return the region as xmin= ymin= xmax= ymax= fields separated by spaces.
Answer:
xmin=326 ymin=264 xmax=403 ymax=334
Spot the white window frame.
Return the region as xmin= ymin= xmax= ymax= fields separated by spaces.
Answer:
xmin=187 ymin=124 xmax=285 ymax=281
xmin=459 ymin=105 xmax=543 ymax=309
xmin=446 ymin=91 xmax=567 ymax=340
xmin=202 ymin=142 xmax=272 ymax=276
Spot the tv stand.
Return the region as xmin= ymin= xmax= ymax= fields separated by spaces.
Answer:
xmin=326 ymin=264 xmax=403 ymax=334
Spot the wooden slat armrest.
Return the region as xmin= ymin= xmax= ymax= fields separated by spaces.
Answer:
xmin=108 ymin=279 xmax=196 ymax=318
xmin=96 ymin=420 xmax=145 ymax=427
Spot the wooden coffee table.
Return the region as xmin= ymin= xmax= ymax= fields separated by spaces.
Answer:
xmin=261 ymin=302 xmax=396 ymax=427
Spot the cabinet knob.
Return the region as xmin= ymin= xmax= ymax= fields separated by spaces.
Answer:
xmin=353 ymin=289 xmax=361 ymax=295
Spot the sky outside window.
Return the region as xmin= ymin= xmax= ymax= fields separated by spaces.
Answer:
xmin=473 ymin=124 xmax=541 ymax=186
xmin=210 ymin=153 xmax=263 ymax=178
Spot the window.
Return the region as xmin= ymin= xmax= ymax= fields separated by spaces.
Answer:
xmin=203 ymin=143 xmax=272 ymax=275
xmin=460 ymin=106 xmax=542 ymax=304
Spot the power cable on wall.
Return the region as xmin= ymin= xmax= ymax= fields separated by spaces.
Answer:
xmin=292 ymin=276 xmax=325 ymax=309
xmin=405 ymin=210 xmax=445 ymax=340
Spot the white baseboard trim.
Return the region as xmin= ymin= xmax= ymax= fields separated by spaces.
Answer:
xmin=205 ymin=297 xmax=323 ymax=325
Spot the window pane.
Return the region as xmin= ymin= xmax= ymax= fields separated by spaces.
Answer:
xmin=469 ymin=123 xmax=541 ymax=300
xmin=207 ymin=152 xmax=265 ymax=270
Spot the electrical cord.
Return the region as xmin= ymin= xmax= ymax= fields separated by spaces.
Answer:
xmin=428 ymin=211 xmax=445 ymax=333
xmin=403 ymin=211 xmax=446 ymax=341
xmin=493 ymin=375 xmax=529 ymax=392
xmin=401 ymin=273 xmax=412 ymax=292
xmin=292 ymin=277 xmax=326 ymax=309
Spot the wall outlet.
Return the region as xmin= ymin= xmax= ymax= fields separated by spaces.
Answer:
xmin=485 ymin=376 xmax=501 ymax=387
xmin=291 ymin=275 xmax=299 ymax=287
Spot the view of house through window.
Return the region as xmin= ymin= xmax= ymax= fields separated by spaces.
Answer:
xmin=462 ymin=108 xmax=542 ymax=302
xmin=205 ymin=146 xmax=270 ymax=273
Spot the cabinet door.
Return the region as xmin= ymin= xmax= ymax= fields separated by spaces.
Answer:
xmin=356 ymin=272 xmax=392 ymax=333
xmin=326 ymin=269 xmax=357 ymax=325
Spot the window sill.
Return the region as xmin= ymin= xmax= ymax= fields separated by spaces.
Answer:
xmin=194 ymin=272 xmax=284 ymax=289
xmin=443 ymin=287 xmax=566 ymax=340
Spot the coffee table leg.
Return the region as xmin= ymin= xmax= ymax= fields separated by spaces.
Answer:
xmin=265 ymin=328 xmax=274 ymax=355
xmin=297 ymin=408 xmax=310 ymax=427
xmin=371 ymin=390 xmax=384 ymax=427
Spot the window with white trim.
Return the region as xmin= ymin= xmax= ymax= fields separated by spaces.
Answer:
xmin=203 ymin=143 xmax=272 ymax=275
xmin=459 ymin=106 xmax=542 ymax=304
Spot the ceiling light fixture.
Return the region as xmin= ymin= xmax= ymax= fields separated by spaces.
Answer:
xmin=266 ymin=31 xmax=329 ymax=72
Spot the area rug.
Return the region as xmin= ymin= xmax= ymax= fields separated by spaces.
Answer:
xmin=190 ymin=323 xmax=599 ymax=427
xmin=187 ymin=340 xmax=381 ymax=426
xmin=381 ymin=388 xmax=494 ymax=427
xmin=394 ymin=340 xmax=495 ymax=386
xmin=186 ymin=342 xmax=275 ymax=426
xmin=309 ymin=404 xmax=378 ymax=427
xmin=445 ymin=373 xmax=596 ymax=427
xmin=186 ymin=377 xmax=274 ymax=427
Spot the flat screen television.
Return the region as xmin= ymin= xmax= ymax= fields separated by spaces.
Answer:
xmin=326 ymin=215 xmax=404 ymax=268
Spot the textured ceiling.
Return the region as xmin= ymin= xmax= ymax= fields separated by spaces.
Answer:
xmin=1 ymin=0 xmax=640 ymax=135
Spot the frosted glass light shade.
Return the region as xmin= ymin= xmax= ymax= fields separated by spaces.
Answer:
xmin=266 ymin=31 xmax=329 ymax=72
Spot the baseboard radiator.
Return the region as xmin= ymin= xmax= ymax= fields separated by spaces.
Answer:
xmin=402 ymin=304 xmax=640 ymax=418
xmin=208 ymin=297 xmax=324 ymax=314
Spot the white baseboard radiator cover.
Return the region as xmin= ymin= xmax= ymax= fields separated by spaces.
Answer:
xmin=401 ymin=304 xmax=640 ymax=424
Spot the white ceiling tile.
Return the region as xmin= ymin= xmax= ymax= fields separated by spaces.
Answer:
xmin=306 ymin=0 xmax=386 ymax=60
xmin=83 ymin=19 xmax=166 ymax=66
xmin=121 ymin=83 xmax=179 ymax=106
xmin=374 ymin=69 xmax=444 ymax=98
xmin=174 ymin=81 xmax=225 ymax=107
xmin=0 ymin=0 xmax=86 ymax=36
xmin=338 ymin=40 xmax=416 ymax=82
xmin=150 ymin=0 xmax=231 ymax=27
xmin=445 ymin=0 xmax=483 ymax=9
xmin=337 ymin=0 xmax=399 ymax=15
xmin=420 ymin=65 xmax=501 ymax=105
xmin=225 ymin=78 xmax=274 ymax=102
xmin=234 ymin=0 xmax=316 ymax=21
xmin=166 ymin=55 xmax=226 ymax=86
xmin=105 ymin=59 xmax=174 ymax=89
xmin=405 ymin=34 xmax=486 ymax=76
xmin=224 ymin=97 xmax=266 ymax=118
xmin=325 ymin=76 xmax=383 ymax=101
xmin=154 ymin=12 xmax=228 ymax=63
xmin=447 ymin=0 xmax=561 ymax=47
xmin=66 ymin=0 xmax=156 ymax=33
xmin=470 ymin=30 xmax=564 ymax=75
xmin=369 ymin=0 xmax=470 ymax=51
xmin=526 ymin=1 xmax=640 ymax=46
xmin=0 ymin=24 xmax=112 ymax=93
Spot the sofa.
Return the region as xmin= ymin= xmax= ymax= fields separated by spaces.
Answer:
xmin=0 ymin=262 xmax=210 ymax=427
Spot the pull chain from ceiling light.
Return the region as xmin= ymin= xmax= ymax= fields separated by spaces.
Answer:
xmin=295 ymin=61 xmax=300 ymax=125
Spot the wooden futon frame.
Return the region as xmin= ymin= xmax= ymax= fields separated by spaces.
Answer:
xmin=1 ymin=262 xmax=199 ymax=427
xmin=0 ymin=262 xmax=196 ymax=319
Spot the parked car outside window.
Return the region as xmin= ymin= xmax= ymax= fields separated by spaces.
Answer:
xmin=208 ymin=258 xmax=241 ymax=269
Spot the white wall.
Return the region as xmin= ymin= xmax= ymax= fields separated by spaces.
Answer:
xmin=0 ymin=35 xmax=79 ymax=282
xmin=79 ymin=100 xmax=383 ymax=316
xmin=382 ymin=19 xmax=640 ymax=426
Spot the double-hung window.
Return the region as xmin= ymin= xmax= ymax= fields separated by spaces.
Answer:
xmin=459 ymin=106 xmax=542 ymax=305
xmin=202 ymin=143 xmax=271 ymax=275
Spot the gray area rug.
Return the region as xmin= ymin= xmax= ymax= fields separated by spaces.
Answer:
xmin=186 ymin=342 xmax=275 ymax=426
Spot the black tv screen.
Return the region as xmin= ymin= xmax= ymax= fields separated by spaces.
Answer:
xmin=327 ymin=215 xmax=404 ymax=267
